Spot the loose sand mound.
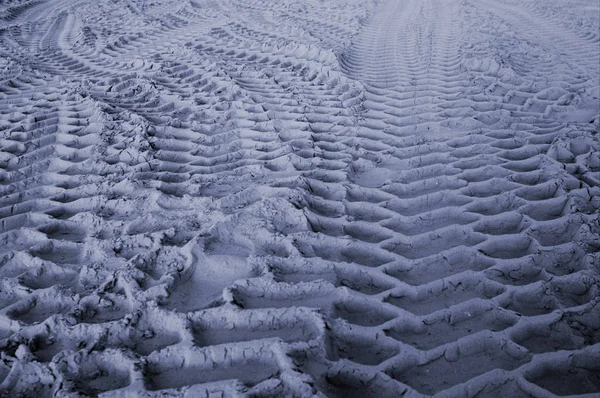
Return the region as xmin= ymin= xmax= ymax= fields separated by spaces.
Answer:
xmin=1 ymin=0 xmax=599 ymax=396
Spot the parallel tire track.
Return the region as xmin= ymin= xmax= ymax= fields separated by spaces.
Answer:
xmin=1 ymin=0 xmax=599 ymax=396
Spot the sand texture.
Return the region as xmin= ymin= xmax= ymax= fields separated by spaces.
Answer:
xmin=1 ymin=0 xmax=599 ymax=396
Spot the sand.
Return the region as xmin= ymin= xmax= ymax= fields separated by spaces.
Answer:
xmin=0 ymin=0 xmax=599 ymax=396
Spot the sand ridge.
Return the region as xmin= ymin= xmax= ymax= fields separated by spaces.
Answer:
xmin=0 ymin=0 xmax=599 ymax=396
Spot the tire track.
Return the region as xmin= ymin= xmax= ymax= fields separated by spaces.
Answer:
xmin=0 ymin=0 xmax=381 ymax=396
xmin=1 ymin=0 xmax=599 ymax=396
xmin=466 ymin=0 xmax=600 ymax=123
xmin=314 ymin=0 xmax=600 ymax=395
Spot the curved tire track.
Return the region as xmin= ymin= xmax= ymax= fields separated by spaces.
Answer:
xmin=1 ymin=0 xmax=599 ymax=396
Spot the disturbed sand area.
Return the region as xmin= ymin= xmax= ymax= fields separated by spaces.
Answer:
xmin=0 ymin=0 xmax=599 ymax=396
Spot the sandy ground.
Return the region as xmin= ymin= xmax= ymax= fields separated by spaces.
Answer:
xmin=0 ymin=0 xmax=599 ymax=396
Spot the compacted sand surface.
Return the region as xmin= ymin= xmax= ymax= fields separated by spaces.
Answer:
xmin=0 ymin=0 xmax=599 ymax=396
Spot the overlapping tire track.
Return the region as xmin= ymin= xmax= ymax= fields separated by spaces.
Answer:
xmin=1 ymin=0 xmax=599 ymax=396
xmin=1 ymin=0 xmax=380 ymax=396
